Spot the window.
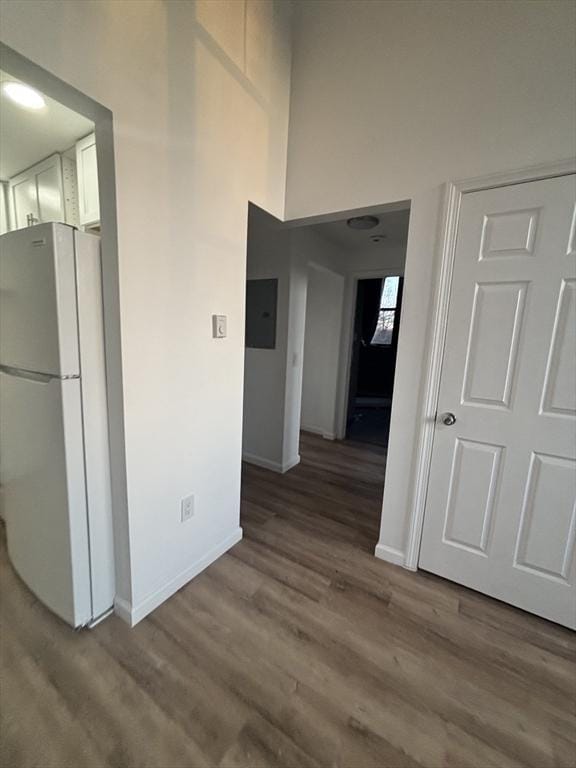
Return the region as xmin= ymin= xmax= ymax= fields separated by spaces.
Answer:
xmin=370 ymin=276 xmax=401 ymax=346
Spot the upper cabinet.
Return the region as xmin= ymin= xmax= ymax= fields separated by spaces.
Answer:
xmin=0 ymin=183 xmax=9 ymax=235
xmin=5 ymin=135 xmax=100 ymax=233
xmin=8 ymin=154 xmax=65 ymax=230
xmin=75 ymin=133 xmax=100 ymax=228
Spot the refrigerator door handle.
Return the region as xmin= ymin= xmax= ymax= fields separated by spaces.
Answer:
xmin=0 ymin=365 xmax=55 ymax=384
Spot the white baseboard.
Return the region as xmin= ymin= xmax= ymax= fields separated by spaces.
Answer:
xmin=114 ymin=527 xmax=243 ymax=626
xmin=282 ymin=455 xmax=301 ymax=472
xmin=301 ymin=425 xmax=336 ymax=441
xmin=374 ymin=542 xmax=409 ymax=568
xmin=242 ymin=452 xmax=300 ymax=474
xmin=114 ymin=595 xmax=133 ymax=625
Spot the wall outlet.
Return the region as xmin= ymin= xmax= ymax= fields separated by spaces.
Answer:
xmin=181 ymin=494 xmax=194 ymax=522
xmin=212 ymin=314 xmax=227 ymax=338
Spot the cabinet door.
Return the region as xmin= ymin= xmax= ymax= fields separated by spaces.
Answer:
xmin=9 ymin=154 xmax=64 ymax=230
xmin=37 ymin=162 xmax=64 ymax=222
xmin=0 ymin=182 xmax=10 ymax=234
xmin=76 ymin=133 xmax=100 ymax=227
xmin=11 ymin=175 xmax=39 ymax=229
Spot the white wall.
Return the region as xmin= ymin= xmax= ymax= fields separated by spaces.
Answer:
xmin=242 ymin=205 xmax=309 ymax=473
xmin=301 ymin=265 xmax=345 ymax=440
xmin=331 ymin=242 xmax=406 ymax=277
xmin=243 ymin=219 xmax=344 ymax=470
xmin=242 ymin=205 xmax=293 ymax=471
xmin=286 ymin=0 xmax=576 ymax=565
xmin=0 ymin=0 xmax=292 ymax=622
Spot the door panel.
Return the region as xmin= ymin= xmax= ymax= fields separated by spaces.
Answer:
xmin=540 ymin=279 xmax=576 ymax=417
xmin=36 ymin=163 xmax=64 ymax=222
xmin=420 ymin=174 xmax=576 ymax=628
xmin=8 ymin=154 xmax=64 ymax=230
xmin=76 ymin=133 xmax=100 ymax=227
xmin=514 ymin=452 xmax=576 ymax=581
xmin=462 ymin=281 xmax=527 ymax=408
xmin=11 ymin=176 xmax=38 ymax=229
xmin=442 ymin=438 xmax=502 ymax=554
xmin=479 ymin=207 xmax=540 ymax=259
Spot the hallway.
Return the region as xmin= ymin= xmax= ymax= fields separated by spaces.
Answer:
xmin=243 ymin=432 xmax=386 ymax=557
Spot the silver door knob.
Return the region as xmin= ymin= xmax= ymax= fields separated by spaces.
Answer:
xmin=440 ymin=412 xmax=456 ymax=426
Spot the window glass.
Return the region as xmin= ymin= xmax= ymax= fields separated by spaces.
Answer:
xmin=371 ymin=309 xmax=395 ymax=345
xmin=380 ymin=275 xmax=399 ymax=309
xmin=370 ymin=276 xmax=401 ymax=346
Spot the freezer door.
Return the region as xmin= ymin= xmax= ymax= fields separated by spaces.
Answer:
xmin=0 ymin=223 xmax=79 ymax=376
xmin=0 ymin=370 xmax=92 ymax=627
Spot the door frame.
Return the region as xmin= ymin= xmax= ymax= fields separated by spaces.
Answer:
xmin=336 ymin=267 xmax=405 ymax=440
xmin=0 ymin=42 xmax=132 ymax=613
xmin=405 ymin=158 xmax=576 ymax=571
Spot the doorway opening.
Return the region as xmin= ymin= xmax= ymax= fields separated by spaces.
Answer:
xmin=0 ymin=43 xmax=130 ymax=620
xmin=345 ymin=275 xmax=404 ymax=447
xmin=241 ymin=200 xmax=410 ymax=555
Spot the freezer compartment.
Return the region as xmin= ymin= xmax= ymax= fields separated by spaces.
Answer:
xmin=0 ymin=223 xmax=80 ymax=376
xmin=0 ymin=371 xmax=92 ymax=627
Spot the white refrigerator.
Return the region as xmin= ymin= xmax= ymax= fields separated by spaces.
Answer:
xmin=0 ymin=222 xmax=115 ymax=627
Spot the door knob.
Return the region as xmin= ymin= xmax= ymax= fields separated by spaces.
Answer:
xmin=440 ymin=412 xmax=456 ymax=426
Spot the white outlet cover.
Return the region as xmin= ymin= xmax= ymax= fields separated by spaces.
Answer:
xmin=181 ymin=494 xmax=194 ymax=522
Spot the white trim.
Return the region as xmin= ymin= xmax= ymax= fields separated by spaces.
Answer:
xmin=0 ymin=43 xmax=132 ymax=612
xmin=405 ymin=158 xmax=576 ymax=571
xmin=301 ymin=425 xmax=336 ymax=441
xmin=242 ymin=452 xmax=301 ymax=473
xmin=282 ymin=455 xmax=301 ymax=472
xmin=113 ymin=595 xmax=132 ymax=624
xmin=243 ymin=452 xmax=282 ymax=472
xmin=375 ymin=543 xmax=408 ymax=568
xmin=114 ymin=527 xmax=243 ymax=626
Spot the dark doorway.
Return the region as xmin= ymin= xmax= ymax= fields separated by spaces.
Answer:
xmin=346 ymin=275 xmax=404 ymax=447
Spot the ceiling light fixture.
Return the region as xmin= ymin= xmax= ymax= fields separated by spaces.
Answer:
xmin=2 ymin=81 xmax=46 ymax=110
xmin=346 ymin=215 xmax=379 ymax=230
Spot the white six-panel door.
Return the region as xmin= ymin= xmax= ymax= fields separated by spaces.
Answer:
xmin=419 ymin=174 xmax=576 ymax=628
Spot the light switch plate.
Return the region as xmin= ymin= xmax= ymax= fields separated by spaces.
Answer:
xmin=212 ymin=315 xmax=227 ymax=338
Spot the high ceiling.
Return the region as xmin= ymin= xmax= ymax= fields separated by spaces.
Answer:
xmin=310 ymin=207 xmax=411 ymax=251
xmin=0 ymin=70 xmax=94 ymax=179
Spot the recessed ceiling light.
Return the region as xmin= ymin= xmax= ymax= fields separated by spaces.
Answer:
xmin=346 ymin=215 xmax=379 ymax=230
xmin=370 ymin=234 xmax=387 ymax=244
xmin=2 ymin=81 xmax=46 ymax=110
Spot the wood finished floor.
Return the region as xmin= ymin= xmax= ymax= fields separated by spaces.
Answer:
xmin=1 ymin=432 xmax=575 ymax=768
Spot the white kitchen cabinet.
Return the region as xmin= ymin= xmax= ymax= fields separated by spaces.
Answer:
xmin=8 ymin=154 xmax=65 ymax=230
xmin=75 ymin=133 xmax=100 ymax=228
xmin=0 ymin=182 xmax=9 ymax=235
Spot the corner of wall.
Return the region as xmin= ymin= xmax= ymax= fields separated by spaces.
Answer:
xmin=115 ymin=527 xmax=243 ymax=626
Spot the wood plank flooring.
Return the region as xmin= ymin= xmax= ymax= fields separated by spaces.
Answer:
xmin=1 ymin=432 xmax=575 ymax=768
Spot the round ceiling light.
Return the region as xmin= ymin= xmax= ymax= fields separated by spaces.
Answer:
xmin=346 ymin=215 xmax=380 ymax=230
xmin=2 ymin=81 xmax=46 ymax=110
